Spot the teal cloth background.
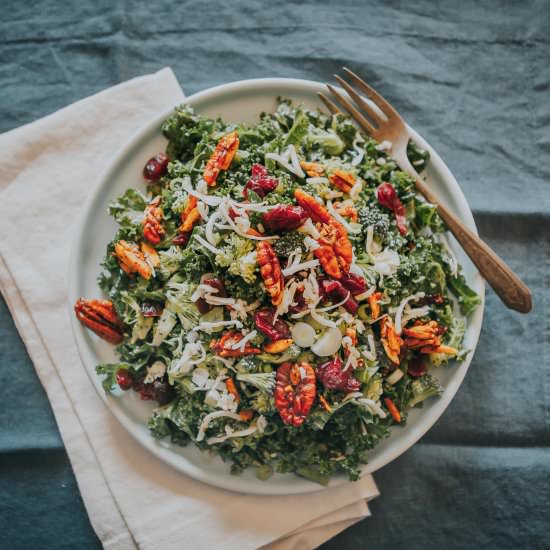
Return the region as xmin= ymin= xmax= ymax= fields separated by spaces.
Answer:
xmin=1 ymin=1 xmax=549 ymax=548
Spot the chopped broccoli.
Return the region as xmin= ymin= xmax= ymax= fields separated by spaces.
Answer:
xmin=271 ymin=231 xmax=306 ymax=257
xmin=365 ymin=375 xmax=383 ymax=402
xmin=236 ymin=372 xmax=276 ymax=392
xmin=158 ymin=246 xmax=188 ymax=280
xmin=250 ymin=391 xmax=275 ymax=414
xmin=332 ymin=114 xmax=357 ymax=148
xmin=164 ymin=278 xmax=200 ymax=331
xmin=307 ymin=127 xmax=345 ymax=156
xmin=119 ymin=292 xmax=153 ymax=343
xmin=408 ymin=375 xmax=443 ymax=407
xmin=215 ymin=234 xmax=257 ymax=284
xmin=358 ymin=207 xmax=391 ymax=238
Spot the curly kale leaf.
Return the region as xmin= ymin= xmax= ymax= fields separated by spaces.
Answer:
xmin=407 ymin=140 xmax=430 ymax=172
xmin=161 ymin=104 xmax=221 ymax=161
xmin=447 ymin=272 xmax=481 ymax=316
xmin=108 ymin=189 xmax=147 ymax=239
xmin=283 ymin=109 xmax=310 ymax=147
xmin=415 ymin=199 xmax=445 ymax=233
xmin=408 ymin=374 xmax=443 ymax=407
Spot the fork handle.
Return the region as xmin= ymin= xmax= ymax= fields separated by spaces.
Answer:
xmin=410 ymin=175 xmax=532 ymax=313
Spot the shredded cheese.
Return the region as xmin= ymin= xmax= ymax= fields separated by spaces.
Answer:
xmin=196 ymin=319 xmax=243 ymax=333
xmin=282 ymin=259 xmax=320 ymax=277
xmin=196 ymin=411 xmax=242 ymax=442
xmin=394 ymin=292 xmax=426 ymax=334
xmin=194 ymin=233 xmax=223 ymax=255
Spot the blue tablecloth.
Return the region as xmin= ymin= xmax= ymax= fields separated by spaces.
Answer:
xmin=1 ymin=1 xmax=549 ymax=548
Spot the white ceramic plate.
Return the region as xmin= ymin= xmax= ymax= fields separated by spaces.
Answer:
xmin=69 ymin=78 xmax=484 ymax=495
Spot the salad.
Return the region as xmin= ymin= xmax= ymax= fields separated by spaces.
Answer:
xmin=74 ymin=99 xmax=480 ymax=485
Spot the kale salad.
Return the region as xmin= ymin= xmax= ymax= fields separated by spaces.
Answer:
xmin=74 ymin=99 xmax=480 ymax=485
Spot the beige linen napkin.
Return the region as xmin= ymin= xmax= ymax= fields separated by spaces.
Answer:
xmin=0 ymin=67 xmax=378 ymax=550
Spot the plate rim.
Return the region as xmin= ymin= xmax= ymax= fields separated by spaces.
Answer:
xmin=68 ymin=77 xmax=485 ymax=495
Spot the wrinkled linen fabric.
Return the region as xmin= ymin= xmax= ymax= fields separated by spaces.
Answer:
xmin=1 ymin=1 xmax=549 ymax=549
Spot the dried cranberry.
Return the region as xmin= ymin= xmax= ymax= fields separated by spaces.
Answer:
xmin=317 ymin=357 xmax=360 ymax=392
xmin=376 ymin=182 xmax=408 ymax=235
xmin=262 ymin=205 xmax=308 ymax=233
xmin=340 ymin=273 xmax=367 ymax=296
xmin=116 ymin=369 xmax=133 ymax=391
xmin=152 ymin=381 xmax=174 ymax=405
xmin=143 ymin=153 xmax=169 ymax=182
xmin=320 ymin=279 xmax=359 ymax=314
xmin=288 ymin=287 xmax=308 ymax=315
xmin=243 ymin=163 xmax=278 ymax=199
xmin=172 ymin=232 xmax=190 ymax=246
xmin=141 ymin=302 xmax=163 ymax=317
xmin=407 ymin=357 xmax=427 ymax=378
xmin=196 ymin=277 xmax=227 ymax=314
xmin=254 ymin=308 xmax=290 ymax=342
xmin=423 ymin=293 xmax=444 ymax=305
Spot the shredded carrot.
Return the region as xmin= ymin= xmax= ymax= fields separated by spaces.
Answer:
xmin=239 ymin=409 xmax=254 ymax=422
xmin=384 ymin=397 xmax=401 ymax=423
xmin=225 ymin=378 xmax=240 ymax=403
xmin=319 ymin=394 xmax=332 ymax=413
xmin=368 ymin=292 xmax=382 ymax=320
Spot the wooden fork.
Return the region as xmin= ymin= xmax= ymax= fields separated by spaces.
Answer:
xmin=321 ymin=67 xmax=532 ymax=313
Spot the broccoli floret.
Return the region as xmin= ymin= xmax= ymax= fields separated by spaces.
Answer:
xmin=235 ymin=357 xmax=259 ymax=373
xmin=307 ymin=128 xmax=345 ymax=156
xmin=164 ymin=278 xmax=200 ymax=331
xmin=120 ymin=291 xmax=153 ymax=343
xmin=272 ymin=231 xmax=306 ymax=257
xmin=158 ymin=246 xmax=188 ymax=280
xmin=408 ymin=374 xmax=443 ymax=407
xmin=358 ymin=207 xmax=391 ymax=238
xmin=250 ymin=391 xmax=275 ymax=414
xmin=332 ymin=114 xmax=357 ymax=148
xmin=365 ymin=375 xmax=383 ymax=402
xmin=215 ymin=234 xmax=258 ymax=284
xmin=236 ymin=372 xmax=276 ymax=392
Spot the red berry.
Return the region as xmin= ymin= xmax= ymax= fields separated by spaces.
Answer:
xmin=407 ymin=357 xmax=427 ymax=378
xmin=116 ymin=369 xmax=133 ymax=391
xmin=243 ymin=163 xmax=278 ymax=199
xmin=141 ymin=302 xmax=163 ymax=317
xmin=143 ymin=153 xmax=169 ymax=182
xmin=262 ymin=205 xmax=308 ymax=232
xmin=254 ymin=308 xmax=291 ymax=342
xmin=317 ymin=357 xmax=360 ymax=392
xmin=340 ymin=273 xmax=367 ymax=296
xmin=320 ymin=279 xmax=359 ymax=314
xmin=196 ymin=277 xmax=227 ymax=314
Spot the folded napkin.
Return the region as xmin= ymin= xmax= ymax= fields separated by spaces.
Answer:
xmin=0 ymin=67 xmax=378 ymax=550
